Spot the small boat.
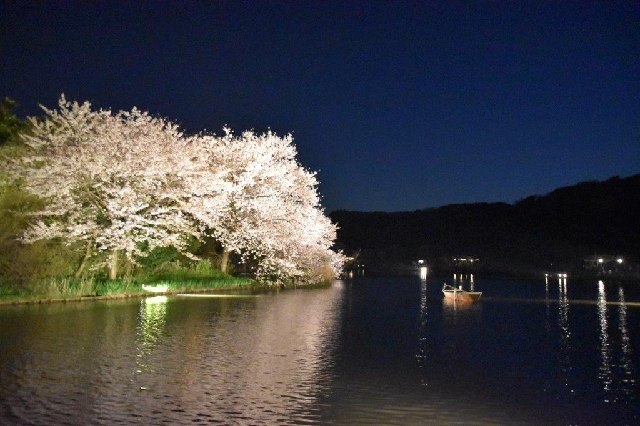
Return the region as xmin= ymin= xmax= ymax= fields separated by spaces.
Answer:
xmin=142 ymin=284 xmax=169 ymax=293
xmin=442 ymin=283 xmax=482 ymax=303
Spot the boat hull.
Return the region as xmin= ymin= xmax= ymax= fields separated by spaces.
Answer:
xmin=442 ymin=289 xmax=482 ymax=303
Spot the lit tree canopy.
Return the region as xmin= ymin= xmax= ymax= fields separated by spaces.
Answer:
xmin=10 ymin=96 xmax=203 ymax=277
xmin=5 ymin=95 xmax=343 ymax=283
xmin=190 ymin=128 xmax=342 ymax=280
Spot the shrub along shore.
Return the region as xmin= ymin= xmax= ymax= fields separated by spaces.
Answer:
xmin=0 ymin=258 xmax=259 ymax=305
xmin=0 ymin=259 xmax=336 ymax=306
xmin=0 ymin=274 xmax=255 ymax=306
xmin=0 ymin=281 xmax=255 ymax=306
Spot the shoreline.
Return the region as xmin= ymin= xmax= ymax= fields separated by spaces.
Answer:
xmin=0 ymin=279 xmax=336 ymax=307
xmin=0 ymin=283 xmax=256 ymax=307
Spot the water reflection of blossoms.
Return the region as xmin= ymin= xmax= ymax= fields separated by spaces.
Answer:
xmin=161 ymin=285 xmax=345 ymax=423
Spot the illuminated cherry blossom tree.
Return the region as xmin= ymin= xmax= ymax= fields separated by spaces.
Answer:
xmin=12 ymin=95 xmax=201 ymax=278
xmin=7 ymin=95 xmax=343 ymax=283
xmin=185 ymin=128 xmax=344 ymax=282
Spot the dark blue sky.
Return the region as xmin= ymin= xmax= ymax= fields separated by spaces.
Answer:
xmin=2 ymin=1 xmax=638 ymax=212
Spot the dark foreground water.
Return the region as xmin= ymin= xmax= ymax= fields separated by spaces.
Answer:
xmin=1 ymin=275 xmax=639 ymax=425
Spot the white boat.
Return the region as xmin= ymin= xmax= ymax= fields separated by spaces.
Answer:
xmin=442 ymin=283 xmax=482 ymax=303
xmin=142 ymin=284 xmax=169 ymax=293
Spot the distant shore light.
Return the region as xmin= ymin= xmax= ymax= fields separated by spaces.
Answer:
xmin=419 ymin=266 xmax=428 ymax=280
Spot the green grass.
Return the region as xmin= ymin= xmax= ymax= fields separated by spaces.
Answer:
xmin=0 ymin=260 xmax=254 ymax=303
xmin=0 ymin=285 xmax=26 ymax=302
xmin=142 ymin=260 xmax=233 ymax=282
xmin=138 ymin=277 xmax=251 ymax=293
xmin=135 ymin=260 xmax=253 ymax=292
xmin=12 ymin=276 xmax=99 ymax=300
xmin=0 ymin=260 xmax=336 ymax=304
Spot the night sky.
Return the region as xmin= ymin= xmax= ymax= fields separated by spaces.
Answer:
xmin=1 ymin=1 xmax=638 ymax=212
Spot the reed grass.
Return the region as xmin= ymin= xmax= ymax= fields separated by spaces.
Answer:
xmin=0 ymin=259 xmax=337 ymax=303
xmin=0 ymin=260 xmax=254 ymax=303
xmin=144 ymin=277 xmax=251 ymax=293
xmin=27 ymin=276 xmax=98 ymax=299
xmin=136 ymin=260 xmax=251 ymax=291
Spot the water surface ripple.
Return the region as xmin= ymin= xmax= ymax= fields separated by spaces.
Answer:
xmin=1 ymin=277 xmax=639 ymax=425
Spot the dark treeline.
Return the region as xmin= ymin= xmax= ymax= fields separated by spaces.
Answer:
xmin=330 ymin=174 xmax=640 ymax=277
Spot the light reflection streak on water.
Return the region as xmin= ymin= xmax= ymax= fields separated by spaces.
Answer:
xmin=597 ymin=280 xmax=612 ymax=396
xmin=544 ymin=276 xmax=551 ymax=335
xmin=419 ymin=266 xmax=428 ymax=281
xmin=617 ymin=286 xmax=635 ymax=397
xmin=416 ymin=281 xmax=429 ymax=373
xmin=452 ymin=273 xmax=475 ymax=290
xmin=545 ymin=275 xmax=549 ymax=296
xmin=137 ymin=296 xmax=168 ymax=370
xmin=558 ymin=277 xmax=571 ymax=389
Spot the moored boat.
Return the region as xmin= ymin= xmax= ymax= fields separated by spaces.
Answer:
xmin=442 ymin=283 xmax=482 ymax=303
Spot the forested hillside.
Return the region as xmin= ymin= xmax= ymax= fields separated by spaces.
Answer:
xmin=330 ymin=174 xmax=640 ymax=276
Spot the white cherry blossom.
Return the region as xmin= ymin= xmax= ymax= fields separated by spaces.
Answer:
xmin=6 ymin=95 xmax=343 ymax=283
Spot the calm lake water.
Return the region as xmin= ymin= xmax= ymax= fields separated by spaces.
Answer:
xmin=1 ymin=275 xmax=639 ymax=425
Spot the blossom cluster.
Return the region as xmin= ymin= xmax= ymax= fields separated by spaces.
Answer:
xmin=7 ymin=95 xmax=344 ymax=283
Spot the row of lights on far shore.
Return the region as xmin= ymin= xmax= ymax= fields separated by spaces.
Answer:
xmin=545 ymin=273 xmax=568 ymax=278
xmin=544 ymin=258 xmax=625 ymax=279
xmin=600 ymin=258 xmax=624 ymax=264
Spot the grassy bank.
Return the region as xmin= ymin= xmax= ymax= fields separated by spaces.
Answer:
xmin=0 ymin=260 xmax=257 ymax=304
xmin=0 ymin=258 xmax=340 ymax=305
xmin=0 ymin=276 xmax=254 ymax=305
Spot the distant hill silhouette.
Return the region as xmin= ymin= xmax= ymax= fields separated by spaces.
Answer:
xmin=330 ymin=174 xmax=640 ymax=277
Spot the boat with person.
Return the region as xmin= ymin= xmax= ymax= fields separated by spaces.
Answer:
xmin=442 ymin=283 xmax=482 ymax=303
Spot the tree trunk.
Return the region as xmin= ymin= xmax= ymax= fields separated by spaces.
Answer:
xmin=108 ymin=249 xmax=119 ymax=280
xmin=74 ymin=239 xmax=93 ymax=279
xmin=125 ymin=254 xmax=133 ymax=278
xmin=220 ymin=248 xmax=230 ymax=274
